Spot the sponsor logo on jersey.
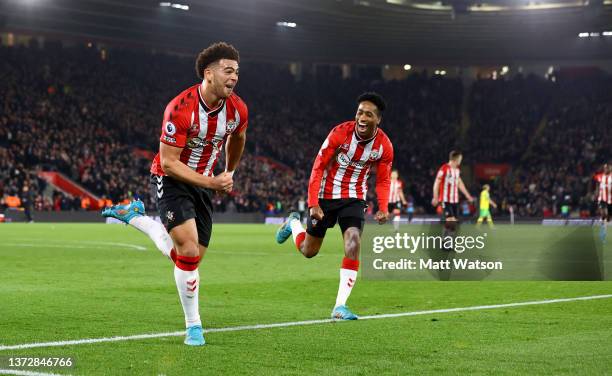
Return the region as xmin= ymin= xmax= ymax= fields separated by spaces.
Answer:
xmin=163 ymin=135 xmax=176 ymax=144
xmin=165 ymin=122 xmax=176 ymax=136
xmin=186 ymin=137 xmax=204 ymax=149
xmin=337 ymin=152 xmax=351 ymax=166
xmin=337 ymin=152 xmax=366 ymax=168
xmin=226 ymin=120 xmax=238 ymax=133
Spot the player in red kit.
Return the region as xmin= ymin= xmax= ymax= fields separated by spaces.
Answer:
xmin=102 ymin=42 xmax=247 ymax=346
xmin=594 ymin=162 xmax=612 ymax=241
xmin=388 ymin=170 xmax=408 ymax=232
xmin=431 ymin=151 xmax=474 ymax=242
xmin=275 ymin=92 xmax=393 ymax=320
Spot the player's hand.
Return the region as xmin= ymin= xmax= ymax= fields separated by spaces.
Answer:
xmin=309 ymin=206 xmax=324 ymax=222
xmin=375 ymin=210 xmax=388 ymax=224
xmin=211 ymin=172 xmax=233 ymax=192
xmin=431 ymin=197 xmax=439 ymax=207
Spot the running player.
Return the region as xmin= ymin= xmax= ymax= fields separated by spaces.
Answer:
xmin=594 ymin=162 xmax=612 ymax=241
xmin=102 ymin=42 xmax=248 ymax=346
xmin=431 ymin=151 xmax=474 ymax=239
xmin=275 ymin=92 xmax=393 ymax=320
xmin=476 ymin=184 xmax=497 ymax=228
xmin=388 ymin=170 xmax=407 ymax=231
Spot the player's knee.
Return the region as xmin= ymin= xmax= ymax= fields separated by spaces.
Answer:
xmin=301 ymin=235 xmax=323 ymax=258
xmin=174 ymin=240 xmax=199 ymax=257
xmin=302 ymin=245 xmax=320 ymax=258
xmin=302 ymin=241 xmax=321 ymax=258
xmin=343 ymin=229 xmax=361 ymax=258
xmin=303 ymin=250 xmax=318 ymax=258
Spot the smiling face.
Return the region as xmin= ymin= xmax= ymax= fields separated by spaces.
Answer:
xmin=354 ymin=100 xmax=381 ymax=139
xmin=204 ymin=59 xmax=239 ymax=99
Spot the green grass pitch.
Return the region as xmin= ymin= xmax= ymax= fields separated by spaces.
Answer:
xmin=0 ymin=223 xmax=611 ymax=375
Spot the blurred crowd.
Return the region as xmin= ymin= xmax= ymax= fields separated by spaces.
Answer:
xmin=493 ymin=73 xmax=612 ymax=218
xmin=1 ymin=44 xmax=610 ymax=218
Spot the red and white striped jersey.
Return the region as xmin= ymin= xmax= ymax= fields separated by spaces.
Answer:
xmin=389 ymin=179 xmax=404 ymax=204
xmin=308 ymin=121 xmax=394 ymax=213
xmin=595 ymin=173 xmax=612 ymax=204
xmin=150 ymin=84 xmax=248 ymax=177
xmin=436 ymin=163 xmax=461 ymax=204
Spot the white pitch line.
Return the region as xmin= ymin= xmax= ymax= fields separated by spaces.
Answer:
xmin=1 ymin=294 xmax=611 ymax=351
xmin=2 ymin=243 xmax=147 ymax=251
xmin=0 ymin=369 xmax=71 ymax=376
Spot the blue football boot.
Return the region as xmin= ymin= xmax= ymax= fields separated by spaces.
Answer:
xmin=184 ymin=325 xmax=205 ymax=346
xmin=331 ymin=305 xmax=358 ymax=320
xmin=275 ymin=212 xmax=301 ymax=244
xmin=101 ymin=199 xmax=145 ymax=224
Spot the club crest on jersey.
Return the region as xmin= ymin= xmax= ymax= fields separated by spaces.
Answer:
xmin=165 ymin=122 xmax=176 ymax=136
xmin=369 ymin=150 xmax=380 ymax=160
xmin=226 ymin=120 xmax=238 ymax=133
xmin=186 ymin=137 xmax=204 ymax=149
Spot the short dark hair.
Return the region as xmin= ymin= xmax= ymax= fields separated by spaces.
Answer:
xmin=357 ymin=92 xmax=386 ymax=115
xmin=449 ymin=150 xmax=463 ymax=160
xmin=195 ymin=42 xmax=240 ymax=80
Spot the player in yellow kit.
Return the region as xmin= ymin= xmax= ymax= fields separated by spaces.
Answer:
xmin=476 ymin=184 xmax=497 ymax=227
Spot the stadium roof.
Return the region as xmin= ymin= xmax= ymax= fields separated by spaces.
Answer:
xmin=2 ymin=0 xmax=612 ymax=64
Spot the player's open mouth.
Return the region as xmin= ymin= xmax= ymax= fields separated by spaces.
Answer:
xmin=357 ymin=123 xmax=368 ymax=132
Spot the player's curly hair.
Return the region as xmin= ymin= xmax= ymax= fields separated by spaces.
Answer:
xmin=357 ymin=92 xmax=386 ymax=115
xmin=195 ymin=42 xmax=240 ymax=80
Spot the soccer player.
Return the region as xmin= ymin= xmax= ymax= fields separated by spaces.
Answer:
xmin=388 ymin=170 xmax=408 ymax=231
xmin=102 ymin=42 xmax=248 ymax=346
xmin=431 ymin=151 xmax=474 ymax=239
xmin=476 ymin=184 xmax=497 ymax=228
xmin=594 ymin=162 xmax=612 ymax=241
xmin=275 ymin=92 xmax=393 ymax=320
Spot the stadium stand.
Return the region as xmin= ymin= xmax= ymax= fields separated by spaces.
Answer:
xmin=1 ymin=45 xmax=610 ymax=218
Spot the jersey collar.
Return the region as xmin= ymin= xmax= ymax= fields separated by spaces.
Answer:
xmin=354 ymin=126 xmax=378 ymax=143
xmin=198 ymin=85 xmax=226 ymax=117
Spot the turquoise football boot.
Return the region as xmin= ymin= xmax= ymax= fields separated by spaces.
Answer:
xmin=101 ymin=199 xmax=145 ymax=224
xmin=331 ymin=305 xmax=358 ymax=320
xmin=184 ymin=325 xmax=205 ymax=346
xmin=275 ymin=212 xmax=301 ymax=244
